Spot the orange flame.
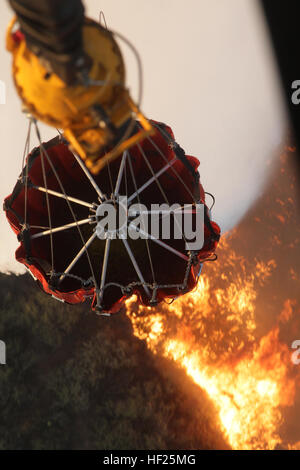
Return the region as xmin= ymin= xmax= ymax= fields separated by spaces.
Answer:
xmin=125 ymin=236 xmax=298 ymax=450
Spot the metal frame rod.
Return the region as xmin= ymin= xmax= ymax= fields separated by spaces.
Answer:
xmin=31 ymin=218 xmax=92 ymax=239
xmin=127 ymin=157 xmax=177 ymax=203
xmin=98 ymin=238 xmax=111 ymax=303
xmin=128 ymin=225 xmax=188 ymax=261
xmin=122 ymin=239 xmax=151 ymax=297
xmin=71 ymin=151 xmax=105 ymax=200
xmin=59 ymin=232 xmax=97 ymax=283
xmin=114 ymin=151 xmax=127 ymax=196
xmin=33 ymin=186 xmax=94 ymax=209
xmin=147 ymin=134 xmax=196 ymax=202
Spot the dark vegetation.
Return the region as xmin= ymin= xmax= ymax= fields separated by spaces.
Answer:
xmin=0 ymin=272 xmax=228 ymax=450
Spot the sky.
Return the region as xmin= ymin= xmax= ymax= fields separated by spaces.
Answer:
xmin=0 ymin=0 xmax=287 ymax=273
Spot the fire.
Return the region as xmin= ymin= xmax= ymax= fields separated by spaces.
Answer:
xmin=162 ymin=327 xmax=294 ymax=449
xmin=125 ymin=235 xmax=297 ymax=450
